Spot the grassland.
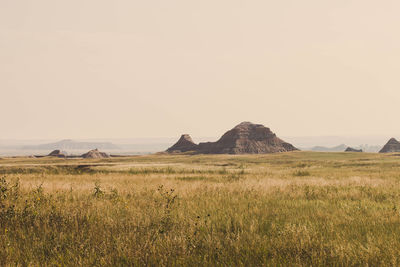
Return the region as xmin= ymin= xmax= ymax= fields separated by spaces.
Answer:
xmin=1 ymin=151 xmax=400 ymax=266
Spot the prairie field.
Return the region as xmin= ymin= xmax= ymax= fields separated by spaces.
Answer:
xmin=1 ymin=151 xmax=400 ymax=266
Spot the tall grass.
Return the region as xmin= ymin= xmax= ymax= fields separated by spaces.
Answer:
xmin=0 ymin=152 xmax=400 ymax=265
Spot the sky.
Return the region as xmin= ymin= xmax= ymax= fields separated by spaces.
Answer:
xmin=1 ymin=0 xmax=400 ymax=140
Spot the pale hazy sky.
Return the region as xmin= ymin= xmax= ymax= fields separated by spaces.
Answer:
xmin=1 ymin=0 xmax=399 ymax=140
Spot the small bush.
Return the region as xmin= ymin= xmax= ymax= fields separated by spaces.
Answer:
xmin=93 ymin=181 xmax=104 ymax=198
xmin=293 ymin=170 xmax=311 ymax=177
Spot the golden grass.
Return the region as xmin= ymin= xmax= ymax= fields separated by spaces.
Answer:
xmin=1 ymin=151 xmax=400 ymax=265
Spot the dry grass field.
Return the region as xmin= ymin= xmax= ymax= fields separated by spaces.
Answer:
xmin=1 ymin=151 xmax=400 ymax=266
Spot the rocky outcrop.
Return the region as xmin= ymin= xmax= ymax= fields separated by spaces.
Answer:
xmin=167 ymin=122 xmax=299 ymax=154
xmin=379 ymin=138 xmax=400 ymax=153
xmin=166 ymin=134 xmax=198 ymax=153
xmin=345 ymin=147 xmax=363 ymax=152
xmin=48 ymin=150 xmax=67 ymax=158
xmin=81 ymin=149 xmax=110 ymax=159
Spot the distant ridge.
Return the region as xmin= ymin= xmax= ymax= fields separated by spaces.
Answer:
xmin=167 ymin=122 xmax=298 ymax=154
xmin=23 ymin=139 xmax=119 ymax=150
xmin=305 ymin=144 xmax=380 ymax=153
xmin=311 ymin=144 xmax=348 ymax=152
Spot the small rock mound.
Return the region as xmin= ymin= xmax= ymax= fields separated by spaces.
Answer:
xmin=345 ymin=147 xmax=363 ymax=152
xmin=81 ymin=149 xmax=110 ymax=159
xmin=167 ymin=134 xmax=198 ymax=153
xmin=48 ymin=150 xmax=67 ymax=158
xmin=379 ymin=138 xmax=400 ymax=153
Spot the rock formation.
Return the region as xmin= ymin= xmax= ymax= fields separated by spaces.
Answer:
xmin=167 ymin=122 xmax=299 ymax=154
xmin=81 ymin=149 xmax=110 ymax=159
xmin=345 ymin=147 xmax=363 ymax=152
xmin=48 ymin=150 xmax=67 ymax=158
xmin=379 ymin=138 xmax=400 ymax=153
xmin=166 ymin=134 xmax=198 ymax=153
